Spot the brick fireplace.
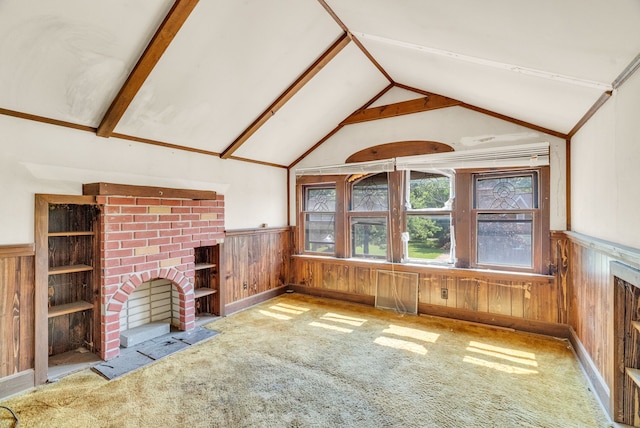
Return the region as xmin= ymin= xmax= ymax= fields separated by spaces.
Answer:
xmin=95 ymin=192 xmax=224 ymax=360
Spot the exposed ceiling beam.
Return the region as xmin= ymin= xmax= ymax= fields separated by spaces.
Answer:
xmin=220 ymin=33 xmax=350 ymax=159
xmin=395 ymin=83 xmax=569 ymax=139
xmin=567 ymin=91 xmax=612 ymax=138
xmin=227 ymin=156 xmax=288 ymax=169
xmin=317 ymin=0 xmax=393 ymax=83
xmin=341 ymin=94 xmax=461 ymax=125
xmin=96 ymin=0 xmax=200 ymax=138
xmin=460 ymin=103 xmax=568 ymax=140
xmin=355 ymin=32 xmax=613 ymax=92
xmin=0 ymin=107 xmax=96 ymax=133
xmin=612 ymin=51 xmax=640 ymax=89
xmin=288 ymin=83 xmax=393 ymax=169
xmin=568 ymin=51 xmax=640 ymax=138
xmin=111 ymin=133 xmax=220 ymax=157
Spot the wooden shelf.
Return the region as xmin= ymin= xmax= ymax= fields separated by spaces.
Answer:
xmin=627 ymin=367 xmax=640 ymax=388
xmin=48 ymin=301 xmax=93 ymax=318
xmin=194 ymin=288 xmax=218 ymax=298
xmin=48 ymin=231 xmax=94 ymax=237
xmin=49 ymin=264 xmax=94 ymax=275
xmin=194 ymin=263 xmax=216 ymax=270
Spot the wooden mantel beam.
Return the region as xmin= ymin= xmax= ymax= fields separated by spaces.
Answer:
xmin=96 ymin=0 xmax=200 ymax=138
xmin=341 ymin=94 xmax=461 ymax=125
xmin=220 ymin=33 xmax=350 ymax=159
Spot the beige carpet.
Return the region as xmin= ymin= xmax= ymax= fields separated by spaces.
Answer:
xmin=0 ymin=293 xmax=611 ymax=427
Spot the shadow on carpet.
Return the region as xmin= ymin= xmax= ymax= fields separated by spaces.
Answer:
xmin=92 ymin=327 xmax=218 ymax=380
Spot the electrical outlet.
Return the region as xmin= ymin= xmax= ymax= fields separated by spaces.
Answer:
xmin=243 ymin=281 xmax=248 ymax=290
xmin=441 ymin=288 xmax=448 ymax=299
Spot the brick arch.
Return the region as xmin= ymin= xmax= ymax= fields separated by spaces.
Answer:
xmin=101 ymin=267 xmax=195 ymax=360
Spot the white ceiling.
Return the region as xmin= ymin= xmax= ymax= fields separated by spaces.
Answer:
xmin=0 ymin=0 xmax=638 ymax=168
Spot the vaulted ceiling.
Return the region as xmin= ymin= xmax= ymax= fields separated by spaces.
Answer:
xmin=1 ymin=0 xmax=639 ymax=169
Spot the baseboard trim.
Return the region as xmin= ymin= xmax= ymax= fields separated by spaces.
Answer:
xmin=224 ymin=286 xmax=288 ymax=315
xmin=0 ymin=369 xmax=35 ymax=400
xmin=287 ymin=285 xmax=376 ymax=306
xmin=568 ymin=327 xmax=612 ymax=418
xmin=417 ymin=303 xmax=571 ymax=338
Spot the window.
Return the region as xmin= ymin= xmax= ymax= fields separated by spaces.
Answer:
xmin=405 ymin=171 xmax=453 ymax=263
xmin=303 ymin=186 xmax=336 ymax=254
xmin=296 ymin=167 xmax=549 ymax=274
xmin=472 ymin=172 xmax=539 ymax=270
xmin=349 ymin=173 xmax=388 ymax=259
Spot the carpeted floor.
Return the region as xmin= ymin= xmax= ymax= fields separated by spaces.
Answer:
xmin=0 ymin=293 xmax=612 ymax=427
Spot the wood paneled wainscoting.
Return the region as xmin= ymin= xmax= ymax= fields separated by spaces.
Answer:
xmin=0 ymin=244 xmax=36 ymax=399
xmin=221 ymin=227 xmax=293 ymax=315
xmin=565 ymin=231 xmax=640 ymax=423
xmin=290 ymin=255 xmax=565 ymax=337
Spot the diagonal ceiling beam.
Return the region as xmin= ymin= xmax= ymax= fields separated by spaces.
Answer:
xmin=317 ymin=0 xmax=393 ymax=83
xmin=288 ymin=83 xmax=393 ymax=169
xmin=396 ymin=83 xmax=569 ymax=139
xmin=96 ymin=0 xmax=200 ymax=138
xmin=220 ymin=33 xmax=350 ymax=159
xmin=341 ymin=94 xmax=461 ymax=125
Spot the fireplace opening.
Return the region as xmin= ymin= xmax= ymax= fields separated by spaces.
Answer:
xmin=119 ymin=278 xmax=181 ymax=348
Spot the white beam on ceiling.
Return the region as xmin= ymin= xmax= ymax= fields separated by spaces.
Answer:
xmin=354 ymin=32 xmax=613 ymax=92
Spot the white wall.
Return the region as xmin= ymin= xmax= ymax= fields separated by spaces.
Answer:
xmin=290 ymin=106 xmax=567 ymax=230
xmin=571 ymin=69 xmax=640 ymax=249
xmin=0 ymin=114 xmax=288 ymax=245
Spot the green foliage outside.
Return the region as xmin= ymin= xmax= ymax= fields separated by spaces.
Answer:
xmin=408 ymin=241 xmax=446 ymax=259
xmin=407 ymin=174 xmax=451 ymax=260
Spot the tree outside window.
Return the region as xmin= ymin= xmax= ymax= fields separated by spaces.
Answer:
xmin=406 ymin=172 xmax=453 ymax=263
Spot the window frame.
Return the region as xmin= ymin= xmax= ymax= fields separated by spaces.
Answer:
xmin=296 ymin=166 xmax=551 ymax=274
xmin=302 ymin=185 xmax=337 ymax=255
xmin=348 ymin=173 xmax=391 ymax=260
xmin=404 ymin=170 xmax=454 ymax=265
xmin=455 ymin=167 xmax=550 ymax=273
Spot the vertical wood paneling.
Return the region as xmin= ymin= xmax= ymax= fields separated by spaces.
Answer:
xmin=488 ymin=280 xmax=511 ymax=316
xmin=511 ymin=281 xmax=525 ymax=318
xmin=0 ymin=246 xmax=35 ymax=378
xmin=562 ymin=232 xmax=640 ymax=421
xmin=568 ymin=239 xmax=614 ymax=396
xmin=290 ymin=256 xmax=558 ymax=323
xmin=456 ymin=278 xmax=477 ymax=311
xmin=221 ymin=228 xmax=292 ymax=306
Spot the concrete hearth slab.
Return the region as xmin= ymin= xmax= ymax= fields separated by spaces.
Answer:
xmin=93 ymin=327 xmax=218 ymax=380
xmin=120 ymin=322 xmax=170 ymax=348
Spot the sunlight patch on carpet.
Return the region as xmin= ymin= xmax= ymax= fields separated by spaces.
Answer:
xmin=468 ymin=340 xmax=536 ymax=359
xmin=462 ymin=355 xmax=539 ymax=374
xmin=319 ymin=312 xmax=367 ymax=327
xmin=466 ymin=346 xmax=538 ymax=367
xmin=309 ymin=321 xmax=353 ymax=333
xmin=383 ymin=324 xmax=439 ymax=343
xmin=258 ymin=309 xmax=292 ymax=320
xmin=274 ymin=302 xmax=310 ymax=312
xmin=374 ymin=336 xmax=428 ymax=355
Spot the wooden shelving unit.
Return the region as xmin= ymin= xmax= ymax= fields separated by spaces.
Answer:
xmin=48 ymin=301 xmax=94 ymax=318
xmin=35 ymin=196 xmax=101 ymax=377
xmin=48 ymin=264 xmax=94 ymax=275
xmin=194 ymin=246 xmax=220 ymax=317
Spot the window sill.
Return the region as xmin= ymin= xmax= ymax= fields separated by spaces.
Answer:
xmin=292 ymin=253 xmax=554 ymax=280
